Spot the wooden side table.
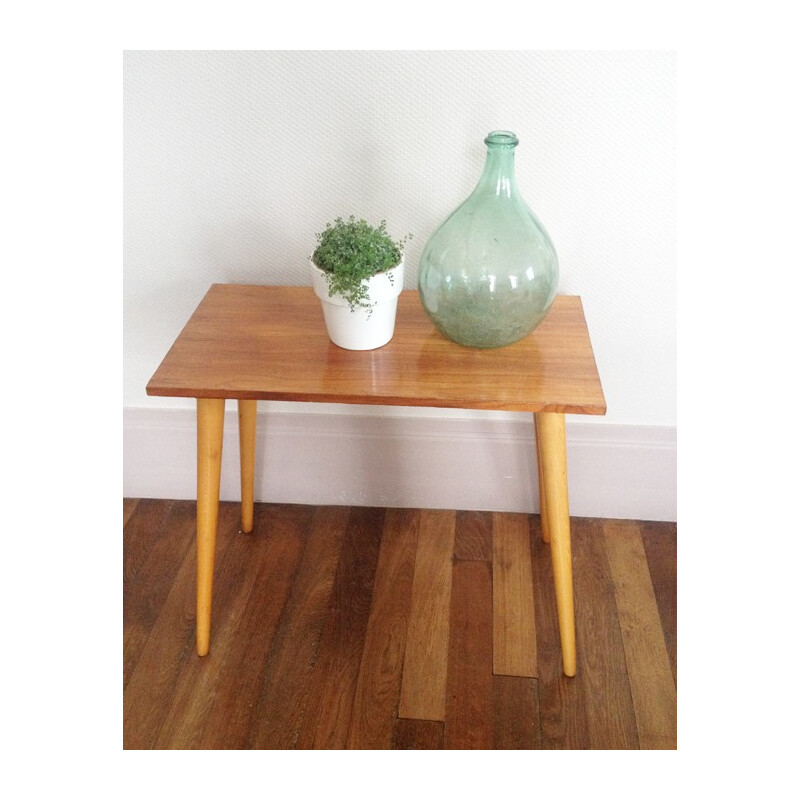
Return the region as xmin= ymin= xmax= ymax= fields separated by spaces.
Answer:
xmin=146 ymin=284 xmax=606 ymax=676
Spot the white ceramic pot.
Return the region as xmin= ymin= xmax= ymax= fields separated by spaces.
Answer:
xmin=310 ymin=260 xmax=404 ymax=350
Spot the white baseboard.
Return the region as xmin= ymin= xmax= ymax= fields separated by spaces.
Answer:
xmin=123 ymin=406 xmax=676 ymax=522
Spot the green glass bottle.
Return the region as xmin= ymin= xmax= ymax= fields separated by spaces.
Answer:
xmin=418 ymin=130 xmax=559 ymax=348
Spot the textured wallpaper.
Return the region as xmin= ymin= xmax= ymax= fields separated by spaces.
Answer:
xmin=124 ymin=50 xmax=676 ymax=425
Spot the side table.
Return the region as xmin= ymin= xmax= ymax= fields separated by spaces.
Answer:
xmin=146 ymin=285 xmax=606 ymax=676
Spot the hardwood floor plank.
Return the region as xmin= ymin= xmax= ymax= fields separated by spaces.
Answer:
xmin=641 ymin=521 xmax=677 ymax=684
xmin=196 ymin=504 xmax=312 ymax=749
xmin=454 ymin=510 xmax=492 ymax=561
xmin=123 ymin=497 xmax=140 ymax=528
xmin=123 ymin=551 xmax=196 ymax=747
xmin=122 ymin=497 xmax=174 ymax=610
xmin=294 ymin=506 xmax=385 ymax=749
xmin=603 ymin=521 xmax=677 ymax=750
xmin=530 ymin=514 xmax=590 ymax=749
xmin=492 ymin=512 xmax=537 ymax=678
xmin=571 ymin=518 xmax=639 ymax=749
xmin=247 ymin=505 xmax=351 ymax=749
xmin=392 ymin=719 xmax=445 ymax=749
xmin=123 ymin=503 xmax=243 ymax=748
xmin=492 ymin=675 xmax=540 ymax=749
xmin=124 ymin=498 xmax=677 ymax=751
xmin=346 ymin=508 xmax=420 ymax=749
xmin=123 ymin=499 xmax=193 ymax=689
xmin=153 ymin=503 xmax=279 ymax=748
xmin=444 ymin=560 xmax=493 ymax=749
xmin=398 ymin=509 xmax=456 ymax=721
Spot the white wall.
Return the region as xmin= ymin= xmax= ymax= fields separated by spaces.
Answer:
xmin=123 ymin=51 xmax=676 ymax=519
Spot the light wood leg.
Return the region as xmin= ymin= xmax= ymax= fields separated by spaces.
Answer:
xmin=238 ymin=399 xmax=257 ymax=534
xmin=535 ymin=411 xmax=576 ymax=677
xmin=534 ymin=414 xmax=550 ymax=543
xmin=196 ymin=398 xmax=225 ymax=657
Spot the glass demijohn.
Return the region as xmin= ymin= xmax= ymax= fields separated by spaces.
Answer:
xmin=418 ymin=131 xmax=559 ymax=348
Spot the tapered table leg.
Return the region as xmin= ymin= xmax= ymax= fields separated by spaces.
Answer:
xmin=238 ymin=399 xmax=257 ymax=534
xmin=534 ymin=415 xmax=550 ymax=543
xmin=196 ymin=398 xmax=225 ymax=657
xmin=535 ymin=411 xmax=576 ymax=677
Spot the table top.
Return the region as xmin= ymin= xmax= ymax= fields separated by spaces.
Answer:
xmin=146 ymin=284 xmax=606 ymax=415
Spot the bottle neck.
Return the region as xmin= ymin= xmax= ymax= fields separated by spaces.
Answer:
xmin=475 ymin=147 xmax=518 ymax=198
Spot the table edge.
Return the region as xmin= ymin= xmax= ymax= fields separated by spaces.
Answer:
xmin=144 ymin=384 xmax=607 ymax=415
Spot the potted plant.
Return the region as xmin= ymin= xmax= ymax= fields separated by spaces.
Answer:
xmin=310 ymin=215 xmax=411 ymax=350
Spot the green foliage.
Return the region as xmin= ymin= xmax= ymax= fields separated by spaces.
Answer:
xmin=312 ymin=216 xmax=412 ymax=312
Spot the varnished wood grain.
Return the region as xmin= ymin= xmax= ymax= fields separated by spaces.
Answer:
xmin=122 ymin=498 xmax=174 ymax=594
xmin=146 ymin=286 xmax=606 ymax=415
xmin=123 ymin=500 xmax=676 ymax=750
xmin=123 ymin=543 xmax=197 ymax=749
xmin=444 ymin=560 xmax=493 ymax=749
xmin=392 ymin=719 xmax=445 ymax=750
xmin=123 ymin=497 xmax=139 ymax=527
xmin=196 ymin=504 xmax=311 ymax=749
xmin=346 ymin=508 xmax=420 ymax=749
xmin=492 ymin=676 xmax=540 ymax=749
xmin=571 ymin=518 xmax=639 ymax=749
xmin=155 ymin=503 xmax=274 ymax=748
xmin=641 ymin=521 xmax=677 ymax=684
xmin=124 ymin=504 xmax=245 ymax=747
xmin=123 ymin=499 xmax=192 ymax=688
xmin=454 ymin=510 xmax=493 ymax=561
xmin=492 ymin=512 xmax=537 ymax=677
xmin=603 ymin=521 xmax=677 ymax=749
xmin=294 ymin=507 xmax=385 ymax=749
xmin=398 ymin=510 xmax=456 ymax=721
xmin=248 ymin=505 xmax=351 ymax=749
xmin=530 ymin=514 xmax=590 ymax=749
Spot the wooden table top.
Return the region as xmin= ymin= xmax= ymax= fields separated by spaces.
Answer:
xmin=146 ymin=284 xmax=606 ymax=415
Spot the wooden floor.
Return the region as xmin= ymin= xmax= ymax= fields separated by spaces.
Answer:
xmin=123 ymin=498 xmax=676 ymax=750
